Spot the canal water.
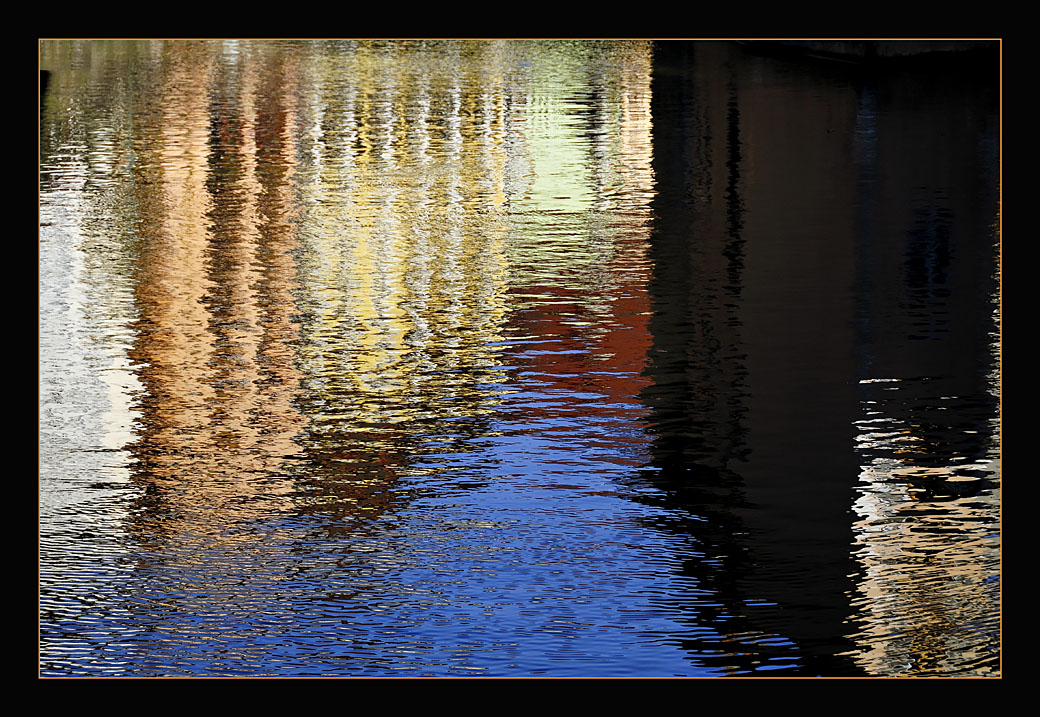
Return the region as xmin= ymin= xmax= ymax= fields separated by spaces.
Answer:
xmin=39 ymin=40 xmax=1000 ymax=677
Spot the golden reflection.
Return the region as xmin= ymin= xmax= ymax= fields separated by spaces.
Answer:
xmin=126 ymin=43 xmax=306 ymax=541
xmin=289 ymin=43 xmax=519 ymax=522
xmin=282 ymin=41 xmax=659 ymax=521
xmin=39 ymin=39 xmax=1002 ymax=677
xmin=45 ymin=38 xmax=661 ymax=548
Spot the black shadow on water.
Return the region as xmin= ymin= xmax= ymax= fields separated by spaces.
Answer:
xmin=639 ymin=40 xmax=999 ymax=676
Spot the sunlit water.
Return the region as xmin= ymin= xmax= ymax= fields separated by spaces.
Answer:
xmin=39 ymin=40 xmax=1000 ymax=677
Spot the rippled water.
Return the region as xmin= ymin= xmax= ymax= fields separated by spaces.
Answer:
xmin=39 ymin=40 xmax=1000 ymax=677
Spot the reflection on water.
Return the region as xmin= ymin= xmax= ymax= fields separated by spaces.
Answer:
xmin=845 ymin=63 xmax=1001 ymax=674
xmin=39 ymin=40 xmax=999 ymax=677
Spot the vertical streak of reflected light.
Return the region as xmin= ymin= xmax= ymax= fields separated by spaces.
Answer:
xmin=127 ymin=43 xmax=305 ymax=542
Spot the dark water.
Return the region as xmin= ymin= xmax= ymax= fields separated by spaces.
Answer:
xmin=39 ymin=40 xmax=1000 ymax=677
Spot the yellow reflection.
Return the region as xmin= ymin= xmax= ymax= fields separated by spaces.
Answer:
xmin=70 ymin=40 xmax=659 ymax=533
xmin=295 ymin=45 xmax=514 ymax=419
xmin=287 ymin=41 xmax=658 ymax=515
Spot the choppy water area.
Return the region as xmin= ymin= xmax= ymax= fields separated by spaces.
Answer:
xmin=39 ymin=40 xmax=1000 ymax=677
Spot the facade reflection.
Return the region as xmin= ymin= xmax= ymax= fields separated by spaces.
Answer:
xmin=124 ymin=43 xmax=305 ymax=550
xmin=647 ymin=42 xmax=803 ymax=674
xmin=500 ymin=41 xmax=654 ymax=449
xmin=644 ymin=41 xmax=999 ymax=675
xmin=39 ymin=39 xmax=999 ymax=677
xmin=846 ymin=56 xmax=1000 ymax=676
xmin=289 ymin=42 xmax=517 ymax=526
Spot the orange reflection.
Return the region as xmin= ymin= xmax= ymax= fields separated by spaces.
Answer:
xmin=126 ymin=43 xmax=306 ymax=542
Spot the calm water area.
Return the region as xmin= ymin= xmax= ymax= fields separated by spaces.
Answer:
xmin=39 ymin=40 xmax=1000 ymax=678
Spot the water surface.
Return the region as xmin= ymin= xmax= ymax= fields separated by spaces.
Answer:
xmin=39 ymin=40 xmax=1000 ymax=677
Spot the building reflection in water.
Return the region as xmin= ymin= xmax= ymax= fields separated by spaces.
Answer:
xmin=845 ymin=56 xmax=1000 ymax=676
xmin=125 ymin=42 xmax=305 ymax=551
xmin=38 ymin=39 xmax=999 ymax=676
xmin=289 ymin=41 xmax=519 ymax=528
xmin=646 ymin=42 xmax=864 ymax=675
xmin=645 ymin=41 xmax=999 ymax=676
xmin=498 ymin=40 xmax=654 ymax=466
xmin=40 ymin=42 xmax=155 ymax=666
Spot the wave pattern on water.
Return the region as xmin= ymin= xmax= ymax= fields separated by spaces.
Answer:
xmin=39 ymin=39 xmax=999 ymax=677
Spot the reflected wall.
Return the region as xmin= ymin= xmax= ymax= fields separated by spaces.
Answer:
xmin=39 ymin=39 xmax=999 ymax=677
xmin=645 ymin=41 xmax=999 ymax=676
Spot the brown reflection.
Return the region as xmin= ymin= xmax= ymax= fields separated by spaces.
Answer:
xmin=850 ymin=425 xmax=999 ymax=676
xmin=125 ymin=42 xmax=306 ymax=544
xmin=39 ymin=39 xmax=1000 ymax=677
